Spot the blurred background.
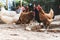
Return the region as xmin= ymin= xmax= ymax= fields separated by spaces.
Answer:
xmin=0 ymin=0 xmax=60 ymax=15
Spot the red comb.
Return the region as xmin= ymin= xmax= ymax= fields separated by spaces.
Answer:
xmin=37 ymin=5 xmax=42 ymax=11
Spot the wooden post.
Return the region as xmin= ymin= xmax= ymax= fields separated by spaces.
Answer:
xmin=6 ymin=0 xmax=8 ymax=9
xmin=21 ymin=0 xmax=22 ymax=7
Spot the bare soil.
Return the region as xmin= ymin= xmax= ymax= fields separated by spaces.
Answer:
xmin=0 ymin=15 xmax=60 ymax=40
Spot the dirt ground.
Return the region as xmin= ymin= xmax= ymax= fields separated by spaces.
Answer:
xmin=0 ymin=24 xmax=59 ymax=40
xmin=0 ymin=15 xmax=60 ymax=40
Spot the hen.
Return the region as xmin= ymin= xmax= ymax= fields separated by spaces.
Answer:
xmin=16 ymin=11 xmax=34 ymax=30
xmin=0 ymin=7 xmax=22 ymax=28
xmin=37 ymin=5 xmax=54 ymax=31
xmin=16 ymin=11 xmax=34 ymax=24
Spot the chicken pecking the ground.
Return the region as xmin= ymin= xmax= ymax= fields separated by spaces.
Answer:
xmin=16 ymin=11 xmax=34 ymax=24
xmin=37 ymin=5 xmax=54 ymax=32
xmin=16 ymin=11 xmax=35 ymax=30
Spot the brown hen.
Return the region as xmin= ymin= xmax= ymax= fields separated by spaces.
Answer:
xmin=37 ymin=5 xmax=54 ymax=31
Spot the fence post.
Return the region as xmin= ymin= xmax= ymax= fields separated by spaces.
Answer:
xmin=21 ymin=0 xmax=22 ymax=7
xmin=6 ymin=0 xmax=8 ymax=10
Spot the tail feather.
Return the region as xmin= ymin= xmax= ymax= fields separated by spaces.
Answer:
xmin=49 ymin=8 xmax=54 ymax=18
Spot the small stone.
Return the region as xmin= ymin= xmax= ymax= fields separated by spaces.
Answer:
xmin=25 ymin=26 xmax=31 ymax=31
xmin=10 ymin=34 xmax=19 ymax=36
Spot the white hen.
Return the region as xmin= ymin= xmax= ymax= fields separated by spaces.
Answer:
xmin=0 ymin=14 xmax=20 ymax=24
xmin=0 ymin=7 xmax=17 ymax=17
xmin=0 ymin=7 xmax=22 ymax=24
